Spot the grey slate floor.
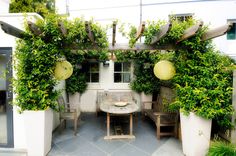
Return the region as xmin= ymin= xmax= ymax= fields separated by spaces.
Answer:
xmin=48 ymin=113 xmax=183 ymax=156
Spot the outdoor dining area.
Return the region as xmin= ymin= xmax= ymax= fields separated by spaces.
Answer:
xmin=1 ymin=10 xmax=236 ymax=156
xmin=48 ymin=112 xmax=183 ymax=156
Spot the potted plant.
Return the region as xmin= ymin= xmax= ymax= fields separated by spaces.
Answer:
xmin=13 ymin=15 xmax=63 ymax=156
xmin=171 ymin=32 xmax=235 ymax=156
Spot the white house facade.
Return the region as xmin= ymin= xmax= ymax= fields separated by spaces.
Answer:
xmin=0 ymin=0 xmax=236 ymax=153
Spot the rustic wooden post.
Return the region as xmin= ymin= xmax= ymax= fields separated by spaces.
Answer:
xmin=231 ymin=70 xmax=236 ymax=144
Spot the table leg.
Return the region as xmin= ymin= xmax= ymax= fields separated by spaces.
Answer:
xmin=107 ymin=113 xmax=110 ymax=137
xmin=130 ymin=113 xmax=133 ymax=135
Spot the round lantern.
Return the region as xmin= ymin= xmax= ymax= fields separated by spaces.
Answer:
xmin=54 ymin=60 xmax=73 ymax=80
xmin=153 ymin=60 xmax=176 ymax=80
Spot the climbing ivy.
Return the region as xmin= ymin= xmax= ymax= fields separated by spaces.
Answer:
xmin=13 ymin=14 xmax=109 ymax=111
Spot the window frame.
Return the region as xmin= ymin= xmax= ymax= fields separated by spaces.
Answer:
xmin=114 ymin=62 xmax=132 ymax=83
xmin=227 ymin=19 xmax=236 ymax=40
xmin=169 ymin=13 xmax=194 ymax=22
xmin=85 ymin=61 xmax=100 ymax=83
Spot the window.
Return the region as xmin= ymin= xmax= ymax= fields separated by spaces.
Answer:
xmin=227 ymin=20 xmax=236 ymax=40
xmin=114 ymin=62 xmax=131 ymax=83
xmin=169 ymin=13 xmax=193 ymax=22
xmin=84 ymin=62 xmax=99 ymax=83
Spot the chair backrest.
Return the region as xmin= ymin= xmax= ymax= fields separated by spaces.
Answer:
xmin=57 ymin=96 xmax=66 ymax=111
xmin=153 ymin=86 xmax=176 ymax=112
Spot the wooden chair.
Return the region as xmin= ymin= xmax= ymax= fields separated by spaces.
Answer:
xmin=142 ymin=86 xmax=178 ymax=139
xmin=57 ymin=96 xmax=81 ymax=135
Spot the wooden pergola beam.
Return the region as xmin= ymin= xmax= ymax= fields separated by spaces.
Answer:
xmin=151 ymin=22 xmax=172 ymax=45
xmin=177 ymin=21 xmax=203 ymax=43
xmin=85 ymin=21 xmax=95 ymax=44
xmin=68 ymin=43 xmax=175 ymax=51
xmin=108 ymin=43 xmax=175 ymax=51
xmin=112 ymin=21 xmax=117 ymax=46
xmin=201 ymin=22 xmax=233 ymax=41
xmin=0 ymin=21 xmax=27 ymax=39
xmin=58 ymin=21 xmax=67 ymax=37
xmin=135 ymin=21 xmax=145 ymax=41
xmin=27 ymin=21 xmax=43 ymax=36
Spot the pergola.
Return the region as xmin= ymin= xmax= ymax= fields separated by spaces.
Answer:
xmin=0 ymin=20 xmax=233 ymax=50
xmin=1 ymin=17 xmax=236 ymax=143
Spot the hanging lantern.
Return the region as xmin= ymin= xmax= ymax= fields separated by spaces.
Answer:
xmin=54 ymin=60 xmax=73 ymax=80
xmin=153 ymin=60 xmax=176 ymax=80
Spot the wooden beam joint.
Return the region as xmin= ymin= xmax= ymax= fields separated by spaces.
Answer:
xmin=112 ymin=21 xmax=117 ymax=46
xmin=151 ymin=22 xmax=172 ymax=45
xmin=85 ymin=21 xmax=95 ymax=44
xmin=135 ymin=21 xmax=145 ymax=42
xmin=177 ymin=21 xmax=203 ymax=43
xmin=58 ymin=21 xmax=67 ymax=37
xmin=0 ymin=21 xmax=27 ymax=39
xmin=201 ymin=22 xmax=233 ymax=41
xmin=27 ymin=21 xmax=43 ymax=36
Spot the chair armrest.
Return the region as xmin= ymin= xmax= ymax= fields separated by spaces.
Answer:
xmin=142 ymin=101 xmax=157 ymax=110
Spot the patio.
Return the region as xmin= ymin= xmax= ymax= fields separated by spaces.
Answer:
xmin=48 ymin=113 xmax=183 ymax=156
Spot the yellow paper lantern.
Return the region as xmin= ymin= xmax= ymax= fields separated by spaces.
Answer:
xmin=153 ymin=60 xmax=176 ymax=80
xmin=54 ymin=60 xmax=73 ymax=80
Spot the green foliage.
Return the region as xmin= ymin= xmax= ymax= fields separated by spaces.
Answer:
xmin=144 ymin=20 xmax=166 ymax=44
xmin=128 ymin=26 xmax=137 ymax=48
xmin=207 ymin=141 xmax=236 ymax=156
xmin=9 ymin=0 xmax=55 ymax=17
xmin=171 ymin=29 xmax=235 ymax=128
xmin=14 ymin=14 xmax=109 ymax=111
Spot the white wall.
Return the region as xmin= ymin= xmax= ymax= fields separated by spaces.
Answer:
xmin=0 ymin=13 xmax=43 ymax=149
xmin=78 ymin=61 xmax=140 ymax=112
xmin=0 ymin=0 xmax=10 ymax=14
xmin=56 ymin=0 xmax=236 ymax=54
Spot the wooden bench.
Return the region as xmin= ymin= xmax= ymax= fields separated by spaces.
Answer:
xmin=142 ymin=86 xmax=178 ymax=139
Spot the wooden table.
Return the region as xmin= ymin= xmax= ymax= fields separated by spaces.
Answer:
xmin=100 ymin=101 xmax=138 ymax=140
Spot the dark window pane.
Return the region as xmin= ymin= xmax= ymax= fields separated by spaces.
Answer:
xmin=114 ymin=62 xmax=121 ymax=72
xmin=114 ymin=73 xmax=121 ymax=82
xmin=123 ymin=62 xmax=131 ymax=72
xmin=227 ymin=23 xmax=236 ymax=40
xmin=123 ymin=73 xmax=131 ymax=82
xmin=91 ymin=73 xmax=99 ymax=82
xmin=90 ymin=63 xmax=99 ymax=72
xmin=85 ymin=74 xmax=90 ymax=82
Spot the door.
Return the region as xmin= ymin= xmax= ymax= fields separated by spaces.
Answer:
xmin=0 ymin=47 xmax=13 ymax=147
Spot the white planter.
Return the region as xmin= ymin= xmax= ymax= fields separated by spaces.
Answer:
xmin=180 ymin=112 xmax=212 ymax=156
xmin=23 ymin=108 xmax=53 ymax=156
xmin=141 ymin=92 xmax=152 ymax=102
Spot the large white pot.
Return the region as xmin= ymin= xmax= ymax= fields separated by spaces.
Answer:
xmin=180 ymin=112 xmax=212 ymax=156
xmin=23 ymin=108 xmax=53 ymax=156
xmin=141 ymin=92 xmax=152 ymax=102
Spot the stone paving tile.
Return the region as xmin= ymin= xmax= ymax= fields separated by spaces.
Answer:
xmin=47 ymin=113 xmax=183 ymax=156
xmin=110 ymin=143 xmax=149 ymax=156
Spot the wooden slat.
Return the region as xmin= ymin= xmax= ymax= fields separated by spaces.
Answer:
xmin=85 ymin=21 xmax=95 ymax=44
xmin=68 ymin=43 xmax=175 ymax=51
xmin=177 ymin=21 xmax=203 ymax=43
xmin=201 ymin=22 xmax=233 ymax=41
xmin=151 ymin=22 xmax=172 ymax=45
xmin=58 ymin=21 xmax=67 ymax=37
xmin=27 ymin=21 xmax=43 ymax=36
xmin=104 ymin=135 xmax=135 ymax=140
xmin=0 ymin=21 xmax=27 ymax=39
xmin=112 ymin=21 xmax=116 ymax=46
xmin=108 ymin=43 xmax=175 ymax=51
xmin=135 ymin=21 xmax=145 ymax=41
